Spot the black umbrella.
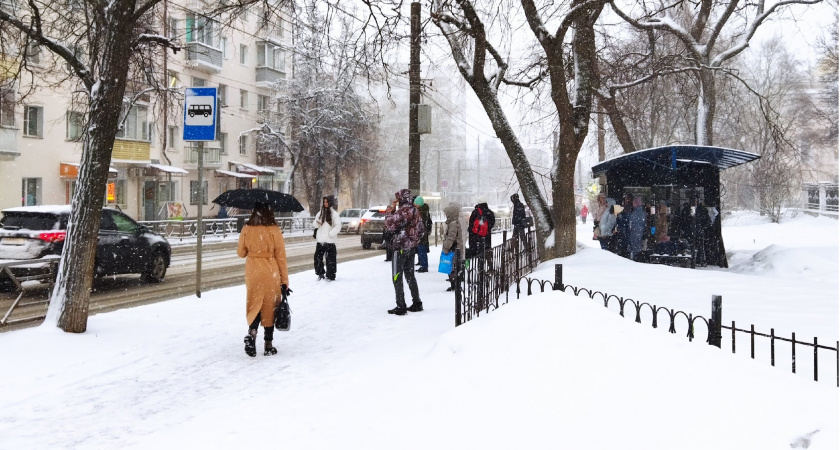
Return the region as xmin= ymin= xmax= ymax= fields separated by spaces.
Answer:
xmin=212 ymin=189 xmax=304 ymax=213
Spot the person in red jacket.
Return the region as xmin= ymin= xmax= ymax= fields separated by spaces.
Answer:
xmin=580 ymin=203 xmax=589 ymax=224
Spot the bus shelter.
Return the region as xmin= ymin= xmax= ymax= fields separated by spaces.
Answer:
xmin=591 ymin=145 xmax=759 ymax=268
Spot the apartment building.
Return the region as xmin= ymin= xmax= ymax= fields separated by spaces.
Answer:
xmin=0 ymin=2 xmax=291 ymax=221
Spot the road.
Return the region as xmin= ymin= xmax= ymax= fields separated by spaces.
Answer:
xmin=0 ymin=234 xmax=381 ymax=331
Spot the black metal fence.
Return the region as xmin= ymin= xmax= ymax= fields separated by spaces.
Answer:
xmin=454 ymin=228 xmax=539 ymax=326
xmin=506 ymin=264 xmax=838 ymax=387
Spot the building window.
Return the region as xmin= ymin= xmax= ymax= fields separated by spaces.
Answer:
xmin=239 ymin=134 xmax=248 ymax=155
xmin=239 ymin=44 xmax=248 ymax=65
xmin=23 ymin=105 xmax=43 ymax=137
xmin=218 ymin=84 xmax=227 ymax=107
xmin=190 ymin=180 xmax=208 ymax=205
xmin=168 ymin=126 xmax=179 ymax=151
xmin=221 ymin=37 xmax=229 ymax=59
xmin=185 ymin=13 xmax=219 ymax=48
xmin=256 ymin=42 xmax=285 ymax=71
xmin=258 ymin=94 xmax=270 ymax=112
xmin=0 ymin=90 xmax=15 ymax=127
xmin=168 ymin=70 xmax=181 ymax=88
xmin=115 ymin=104 xmax=149 ymax=141
xmin=219 ymin=132 xmax=228 ymax=154
xmin=192 ymin=77 xmax=206 ymax=87
xmin=240 ymin=89 xmax=248 ymax=109
xmin=168 ymin=17 xmax=179 ymax=40
xmin=22 ymin=178 xmax=41 ymax=206
xmin=66 ymin=110 xmax=85 ymax=141
xmin=25 ymin=43 xmax=41 ymax=65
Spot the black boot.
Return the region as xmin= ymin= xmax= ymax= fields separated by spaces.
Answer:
xmin=264 ymin=340 xmax=278 ymax=356
xmin=407 ymin=301 xmax=423 ymax=312
xmin=244 ymin=329 xmax=257 ymax=357
xmin=388 ymin=305 xmax=407 ymax=315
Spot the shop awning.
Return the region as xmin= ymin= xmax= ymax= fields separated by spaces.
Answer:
xmin=228 ymin=161 xmax=275 ymax=175
xmin=60 ymin=162 xmax=118 ymax=178
xmin=146 ymin=163 xmax=189 ymax=176
xmin=215 ymin=169 xmax=256 ymax=179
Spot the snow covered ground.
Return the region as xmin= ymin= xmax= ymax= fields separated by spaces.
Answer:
xmin=0 ymin=211 xmax=836 ymax=449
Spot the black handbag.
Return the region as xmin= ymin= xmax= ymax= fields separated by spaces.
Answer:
xmin=274 ymin=288 xmax=292 ymax=331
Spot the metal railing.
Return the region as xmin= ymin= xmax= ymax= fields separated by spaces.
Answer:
xmin=138 ymin=216 xmax=316 ymax=241
xmin=1 ymin=259 xmax=59 ymax=325
xmin=454 ymin=228 xmax=539 ymax=326
xmin=506 ymin=265 xmax=839 ymax=387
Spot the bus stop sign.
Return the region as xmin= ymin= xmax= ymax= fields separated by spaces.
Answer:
xmin=183 ymin=87 xmax=217 ymax=141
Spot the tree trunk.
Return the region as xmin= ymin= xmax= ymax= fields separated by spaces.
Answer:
xmin=48 ymin=9 xmax=136 ymax=333
xmin=598 ymin=92 xmax=636 ymax=153
xmin=697 ymin=67 xmax=716 ymax=146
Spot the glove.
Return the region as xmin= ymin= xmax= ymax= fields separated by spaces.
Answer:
xmin=281 ymin=284 xmax=292 ymax=297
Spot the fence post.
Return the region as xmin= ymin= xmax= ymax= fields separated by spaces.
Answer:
xmin=554 ymin=264 xmax=562 ymax=291
xmin=455 ymin=254 xmax=462 ymax=327
xmin=708 ymin=295 xmax=722 ymax=348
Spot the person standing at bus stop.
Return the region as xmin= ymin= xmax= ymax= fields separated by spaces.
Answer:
xmin=313 ymin=195 xmax=341 ymax=281
xmin=384 ymin=189 xmax=425 ymax=315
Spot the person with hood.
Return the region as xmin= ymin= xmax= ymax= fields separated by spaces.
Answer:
xmin=312 ymin=195 xmax=342 ymax=281
xmin=592 ymin=193 xmax=608 ymax=231
xmin=414 ymin=196 xmax=433 ymax=273
xmin=613 ymin=193 xmax=634 ymax=257
xmin=627 ymin=196 xmax=647 ymax=261
xmin=510 ymin=193 xmax=527 ymax=249
xmin=580 ymin=203 xmax=589 ymax=224
xmin=237 ymin=202 xmax=289 ymax=357
xmin=597 ymin=198 xmax=619 ymax=250
xmin=442 ymin=202 xmax=465 ymax=292
xmin=654 ymin=200 xmax=670 ymax=244
xmin=467 ymin=199 xmax=495 ymax=259
xmin=384 ymin=189 xmax=425 ymax=315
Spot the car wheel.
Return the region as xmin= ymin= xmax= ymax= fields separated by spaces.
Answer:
xmin=141 ymin=251 xmax=167 ymax=283
xmin=362 ymin=240 xmax=371 ymax=250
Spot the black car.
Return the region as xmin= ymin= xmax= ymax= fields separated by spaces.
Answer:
xmin=359 ymin=206 xmax=388 ymax=249
xmin=0 ymin=205 xmax=171 ymax=291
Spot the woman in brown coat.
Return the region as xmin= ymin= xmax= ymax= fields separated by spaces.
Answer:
xmin=237 ymin=202 xmax=289 ymax=357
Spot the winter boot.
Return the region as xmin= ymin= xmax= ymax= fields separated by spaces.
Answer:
xmin=244 ymin=329 xmax=257 ymax=357
xmin=264 ymin=340 xmax=278 ymax=356
xmin=407 ymin=301 xmax=424 ymax=312
xmin=387 ymin=305 xmax=407 ymax=316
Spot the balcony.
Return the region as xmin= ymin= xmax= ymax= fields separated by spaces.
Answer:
xmin=0 ymin=127 xmax=19 ymax=160
xmin=185 ymin=146 xmax=222 ymax=167
xmin=185 ymin=41 xmax=223 ymax=74
xmin=255 ymin=66 xmax=285 ymax=89
xmin=112 ymin=139 xmax=150 ymax=162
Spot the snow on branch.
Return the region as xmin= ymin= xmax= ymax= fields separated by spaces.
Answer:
xmin=132 ymin=34 xmax=181 ymax=54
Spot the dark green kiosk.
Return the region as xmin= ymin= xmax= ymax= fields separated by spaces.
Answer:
xmin=591 ymin=145 xmax=759 ymax=268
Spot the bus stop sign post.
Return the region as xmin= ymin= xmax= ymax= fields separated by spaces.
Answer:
xmin=184 ymin=87 xmax=218 ymax=298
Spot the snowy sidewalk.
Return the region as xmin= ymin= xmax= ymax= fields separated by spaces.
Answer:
xmin=0 ymin=212 xmax=837 ymax=449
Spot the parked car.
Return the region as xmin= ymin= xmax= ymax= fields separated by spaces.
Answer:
xmin=359 ymin=206 xmax=388 ymax=249
xmin=338 ymin=208 xmax=365 ymax=234
xmin=0 ymin=205 xmax=171 ymax=292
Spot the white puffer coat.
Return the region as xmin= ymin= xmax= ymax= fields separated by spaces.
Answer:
xmin=313 ymin=208 xmax=342 ymax=244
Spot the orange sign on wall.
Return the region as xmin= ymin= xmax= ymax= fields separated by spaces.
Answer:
xmin=107 ymin=182 xmax=116 ymax=202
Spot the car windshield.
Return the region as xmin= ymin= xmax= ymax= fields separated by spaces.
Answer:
xmin=0 ymin=213 xmax=64 ymax=230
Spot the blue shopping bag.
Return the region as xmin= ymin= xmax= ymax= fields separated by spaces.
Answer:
xmin=438 ymin=250 xmax=454 ymax=274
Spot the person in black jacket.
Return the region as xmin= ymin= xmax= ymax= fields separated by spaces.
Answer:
xmin=467 ymin=200 xmax=495 ymax=259
xmin=510 ymin=193 xmax=526 ymax=250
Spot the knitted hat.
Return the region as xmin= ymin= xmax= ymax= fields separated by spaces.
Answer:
xmin=414 ymin=196 xmax=425 ymax=206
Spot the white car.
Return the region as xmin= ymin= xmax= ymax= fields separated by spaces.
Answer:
xmin=338 ymin=208 xmax=366 ymax=234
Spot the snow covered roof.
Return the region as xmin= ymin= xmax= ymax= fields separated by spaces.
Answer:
xmin=228 ymin=161 xmax=275 ymax=175
xmin=2 ymin=205 xmax=73 ymax=214
xmin=215 ymin=169 xmax=255 ymax=179
xmin=147 ymin=164 xmax=189 ymax=175
xmin=591 ymin=145 xmax=760 ymax=176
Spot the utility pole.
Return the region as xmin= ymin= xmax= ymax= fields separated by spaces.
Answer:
xmin=408 ymin=2 xmax=421 ymax=193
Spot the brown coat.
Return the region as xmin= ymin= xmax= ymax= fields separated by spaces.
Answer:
xmin=237 ymin=225 xmax=289 ymax=327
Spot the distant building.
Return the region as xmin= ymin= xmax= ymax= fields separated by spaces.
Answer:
xmin=0 ymin=2 xmax=291 ymax=221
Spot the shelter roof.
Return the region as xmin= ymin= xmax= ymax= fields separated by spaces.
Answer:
xmin=591 ymin=145 xmax=760 ymax=176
